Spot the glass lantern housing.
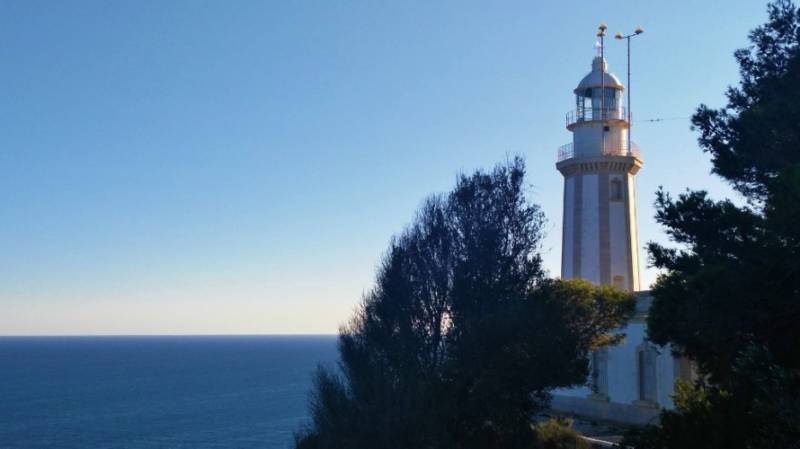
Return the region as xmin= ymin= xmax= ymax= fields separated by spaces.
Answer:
xmin=575 ymin=87 xmax=621 ymax=121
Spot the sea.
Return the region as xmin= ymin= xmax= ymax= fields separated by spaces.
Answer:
xmin=0 ymin=335 xmax=339 ymax=449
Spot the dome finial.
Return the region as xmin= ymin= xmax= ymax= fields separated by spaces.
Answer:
xmin=592 ymin=56 xmax=608 ymax=73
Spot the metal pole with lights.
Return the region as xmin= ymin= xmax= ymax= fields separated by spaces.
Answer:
xmin=597 ymin=22 xmax=607 ymax=119
xmin=597 ymin=22 xmax=607 ymax=153
xmin=615 ymin=26 xmax=644 ymax=155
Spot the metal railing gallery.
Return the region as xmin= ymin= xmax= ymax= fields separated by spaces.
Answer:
xmin=566 ymin=106 xmax=629 ymax=128
xmin=557 ymin=140 xmax=641 ymax=162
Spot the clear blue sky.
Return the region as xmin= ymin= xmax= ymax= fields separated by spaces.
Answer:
xmin=0 ymin=1 xmax=767 ymax=335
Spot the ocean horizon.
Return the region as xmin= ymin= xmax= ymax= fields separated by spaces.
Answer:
xmin=0 ymin=335 xmax=339 ymax=449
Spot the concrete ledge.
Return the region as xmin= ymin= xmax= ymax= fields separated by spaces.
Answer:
xmin=581 ymin=435 xmax=617 ymax=448
xmin=550 ymin=394 xmax=660 ymax=426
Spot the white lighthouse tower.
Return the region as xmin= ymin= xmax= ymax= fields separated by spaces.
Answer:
xmin=550 ymin=33 xmax=693 ymax=426
xmin=557 ymin=52 xmax=642 ymax=292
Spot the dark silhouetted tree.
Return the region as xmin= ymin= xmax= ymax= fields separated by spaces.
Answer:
xmin=294 ymin=158 xmax=634 ymax=449
xmin=625 ymin=1 xmax=800 ymax=448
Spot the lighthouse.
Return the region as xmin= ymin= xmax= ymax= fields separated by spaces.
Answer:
xmin=550 ymin=32 xmax=694 ymax=425
xmin=557 ymin=53 xmax=642 ymax=292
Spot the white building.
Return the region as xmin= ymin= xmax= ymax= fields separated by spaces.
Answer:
xmin=549 ymin=54 xmax=691 ymax=425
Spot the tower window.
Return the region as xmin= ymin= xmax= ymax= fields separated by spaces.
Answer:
xmin=613 ymin=275 xmax=625 ymax=289
xmin=610 ymin=178 xmax=623 ymax=200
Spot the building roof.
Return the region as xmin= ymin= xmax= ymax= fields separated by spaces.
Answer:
xmin=575 ymin=57 xmax=624 ymax=93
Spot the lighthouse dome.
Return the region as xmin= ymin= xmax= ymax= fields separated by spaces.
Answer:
xmin=574 ymin=57 xmax=624 ymax=93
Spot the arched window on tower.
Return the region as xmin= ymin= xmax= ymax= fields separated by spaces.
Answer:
xmin=610 ymin=178 xmax=623 ymax=201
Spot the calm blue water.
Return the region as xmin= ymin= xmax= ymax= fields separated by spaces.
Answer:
xmin=0 ymin=335 xmax=339 ymax=449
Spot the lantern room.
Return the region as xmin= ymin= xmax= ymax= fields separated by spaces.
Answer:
xmin=573 ymin=57 xmax=625 ymax=123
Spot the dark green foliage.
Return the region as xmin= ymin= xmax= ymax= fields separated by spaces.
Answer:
xmin=294 ymin=158 xmax=635 ymax=449
xmin=627 ymin=1 xmax=800 ymax=448
xmin=624 ymin=347 xmax=800 ymax=449
xmin=534 ymin=418 xmax=591 ymax=449
xmin=695 ymin=0 xmax=800 ymax=201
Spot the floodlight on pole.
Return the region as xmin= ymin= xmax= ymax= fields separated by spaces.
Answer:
xmin=615 ymin=26 xmax=644 ymax=155
xmin=598 ymin=22 xmax=607 ymax=120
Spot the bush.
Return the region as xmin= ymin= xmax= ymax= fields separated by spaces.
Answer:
xmin=535 ymin=418 xmax=591 ymax=449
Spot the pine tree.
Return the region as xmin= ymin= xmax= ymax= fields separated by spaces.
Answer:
xmin=295 ymin=158 xmax=635 ymax=449
xmin=626 ymin=2 xmax=800 ymax=447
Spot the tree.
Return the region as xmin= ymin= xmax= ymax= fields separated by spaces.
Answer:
xmin=295 ymin=158 xmax=635 ymax=449
xmin=626 ymin=1 xmax=800 ymax=447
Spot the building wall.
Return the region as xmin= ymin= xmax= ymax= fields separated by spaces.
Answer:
xmin=560 ymin=166 xmax=638 ymax=291
xmin=606 ymin=321 xmax=646 ymax=403
xmin=608 ymin=180 xmax=628 ymax=288
xmin=580 ymin=173 xmax=600 ymax=283
xmin=573 ymin=121 xmax=628 ymax=157
xmin=562 ymin=176 xmax=575 ymax=278
xmin=657 ymin=346 xmax=678 ymax=409
xmin=550 ymin=293 xmax=683 ymax=425
xmin=626 ymin=173 xmax=641 ymax=291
